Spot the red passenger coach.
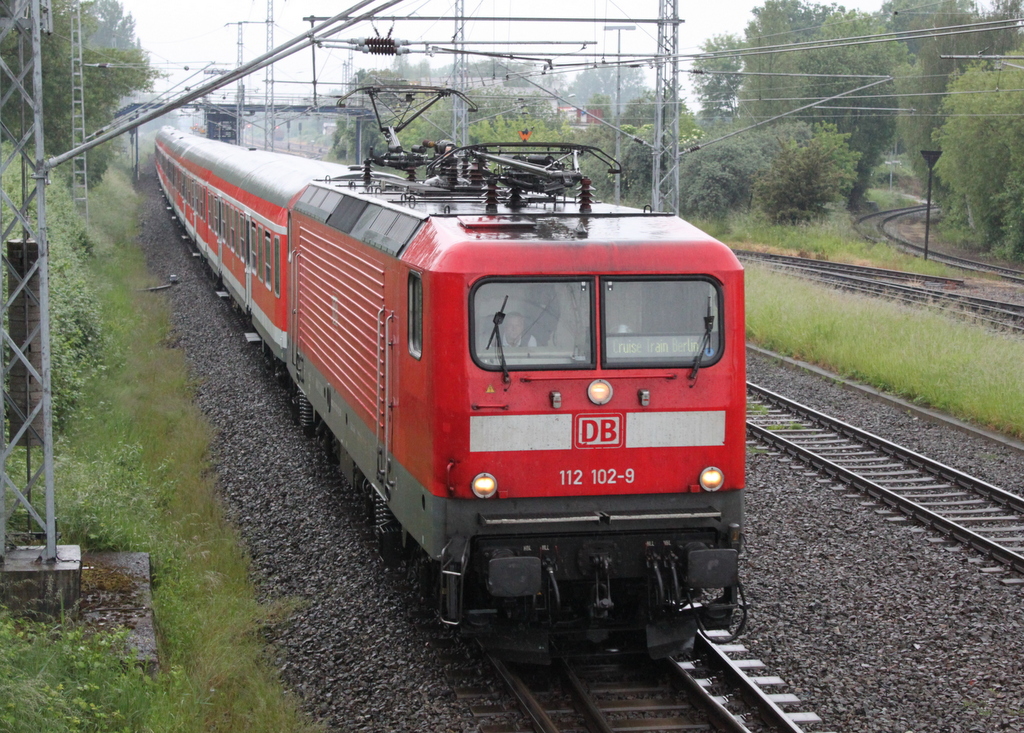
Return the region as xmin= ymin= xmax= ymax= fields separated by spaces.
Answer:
xmin=156 ymin=124 xmax=746 ymax=662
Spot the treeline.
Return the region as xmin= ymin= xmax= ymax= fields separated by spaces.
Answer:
xmin=336 ymin=0 xmax=1024 ymax=259
xmin=0 ymin=0 xmax=155 ymax=424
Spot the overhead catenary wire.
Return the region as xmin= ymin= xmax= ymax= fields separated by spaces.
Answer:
xmin=47 ymin=0 xmax=409 ymax=171
xmin=683 ymin=77 xmax=894 ymax=154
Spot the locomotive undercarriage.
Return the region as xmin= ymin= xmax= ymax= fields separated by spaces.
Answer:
xmin=439 ymin=527 xmax=742 ymax=663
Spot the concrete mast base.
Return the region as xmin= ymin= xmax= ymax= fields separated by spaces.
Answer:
xmin=1 ymin=545 xmax=82 ymax=621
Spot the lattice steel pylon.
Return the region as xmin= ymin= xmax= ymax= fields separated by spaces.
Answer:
xmin=70 ymin=0 xmax=87 ymax=218
xmin=235 ymin=21 xmax=245 ymax=145
xmin=265 ymin=0 xmax=275 ymax=150
xmin=0 ymin=0 xmax=58 ymax=562
xmin=652 ymin=0 xmax=680 ymax=214
xmin=450 ymin=0 xmax=468 ymax=146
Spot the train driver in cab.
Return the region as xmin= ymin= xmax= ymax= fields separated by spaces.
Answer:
xmin=502 ymin=312 xmax=537 ymax=348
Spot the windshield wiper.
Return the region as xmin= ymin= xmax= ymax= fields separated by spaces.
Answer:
xmin=485 ymin=295 xmax=511 ymax=385
xmin=688 ymin=297 xmax=716 ymax=387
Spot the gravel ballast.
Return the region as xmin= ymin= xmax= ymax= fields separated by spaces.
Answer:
xmin=136 ymin=168 xmax=1024 ymax=732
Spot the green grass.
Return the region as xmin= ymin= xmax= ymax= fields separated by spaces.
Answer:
xmin=1 ymin=163 xmax=318 ymax=733
xmin=698 ymin=209 xmax=963 ymax=280
xmin=864 ymin=187 xmax=920 ymax=211
xmin=746 ymin=264 xmax=1024 ymax=440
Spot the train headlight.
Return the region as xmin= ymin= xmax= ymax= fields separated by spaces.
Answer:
xmin=587 ymin=379 xmax=613 ymax=405
xmin=699 ymin=467 xmax=724 ymax=492
xmin=471 ymin=473 xmax=498 ymax=498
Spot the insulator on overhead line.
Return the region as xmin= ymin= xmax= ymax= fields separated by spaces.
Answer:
xmin=363 ymin=36 xmax=396 ymax=55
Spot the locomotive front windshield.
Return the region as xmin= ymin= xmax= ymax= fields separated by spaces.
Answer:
xmin=472 ymin=280 xmax=594 ymax=369
xmin=602 ymin=278 xmax=722 ymax=368
xmin=471 ymin=277 xmax=722 ymax=372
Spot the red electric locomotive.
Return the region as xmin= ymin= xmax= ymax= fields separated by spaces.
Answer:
xmin=156 ymin=111 xmax=746 ymax=661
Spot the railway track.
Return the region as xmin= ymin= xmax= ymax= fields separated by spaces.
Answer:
xmin=857 ymin=206 xmax=1024 ymax=285
xmin=734 ymin=248 xmax=963 ymax=288
xmin=456 ymin=632 xmax=827 ymax=733
xmin=735 ymin=250 xmax=1024 ymax=334
xmin=747 ymin=382 xmax=1024 ymax=579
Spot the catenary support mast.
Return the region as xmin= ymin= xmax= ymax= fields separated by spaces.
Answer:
xmin=70 ymin=0 xmax=87 ymax=217
xmin=451 ymin=0 xmax=469 ymax=146
xmin=653 ymin=0 xmax=680 ymax=213
xmin=0 ymin=0 xmax=58 ymax=562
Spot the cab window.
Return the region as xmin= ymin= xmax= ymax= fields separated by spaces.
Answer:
xmin=408 ymin=272 xmax=422 ymax=360
xmin=471 ymin=279 xmax=593 ymax=370
xmin=601 ymin=278 xmax=722 ymax=369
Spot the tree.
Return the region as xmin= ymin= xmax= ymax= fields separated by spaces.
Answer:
xmin=934 ymin=58 xmax=1024 ymax=258
xmin=569 ymin=66 xmax=646 ymax=108
xmin=754 ymin=123 xmax=860 ymax=223
xmin=741 ymin=0 xmax=838 ymax=119
xmin=87 ymin=0 xmax=137 ymax=50
xmin=892 ymin=0 xmax=1023 ymax=181
xmin=740 ymin=1 xmax=906 ymax=208
xmin=692 ymin=34 xmax=744 ymax=123
xmin=0 ymin=0 xmax=157 ymax=181
xmin=677 ymin=123 xmax=807 ymax=219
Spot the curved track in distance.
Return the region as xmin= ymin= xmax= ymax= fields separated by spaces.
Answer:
xmin=857 ymin=207 xmax=1024 ymax=285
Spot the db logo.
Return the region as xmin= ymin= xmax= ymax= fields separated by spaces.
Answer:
xmin=574 ymin=413 xmax=624 ymax=449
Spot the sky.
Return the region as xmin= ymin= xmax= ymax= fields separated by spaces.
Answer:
xmin=124 ymin=0 xmax=892 ymax=111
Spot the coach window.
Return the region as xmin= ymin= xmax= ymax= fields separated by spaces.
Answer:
xmin=601 ymin=278 xmax=722 ymax=369
xmin=257 ymin=226 xmax=265 ymax=282
xmin=273 ymin=236 xmax=281 ymax=295
xmin=265 ymin=232 xmax=273 ymax=289
xmin=408 ymin=272 xmax=422 ymax=360
xmin=249 ymin=221 xmax=258 ymax=271
xmin=471 ymin=279 xmax=593 ymax=370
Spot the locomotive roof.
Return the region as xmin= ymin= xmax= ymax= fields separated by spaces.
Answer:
xmin=303 ymin=178 xmax=739 ymax=263
xmin=158 ymin=130 xmax=740 ymax=272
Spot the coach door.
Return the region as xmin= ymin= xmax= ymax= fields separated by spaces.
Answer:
xmin=375 ymin=306 xmax=396 ymax=493
xmin=287 ymin=214 xmax=302 ymax=380
xmin=244 ymin=216 xmax=254 ymax=309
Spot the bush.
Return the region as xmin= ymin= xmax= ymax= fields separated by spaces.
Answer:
xmin=46 ymin=180 xmax=106 ymax=426
xmin=753 ymin=124 xmax=859 ymax=224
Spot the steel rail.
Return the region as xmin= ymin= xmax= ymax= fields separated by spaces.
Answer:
xmin=873 ymin=208 xmax=1024 ymax=285
xmin=557 ymin=659 xmax=616 ymax=733
xmin=748 ymin=383 xmax=1024 ymax=575
xmin=670 ymin=633 xmax=808 ymax=733
xmin=743 ymin=263 xmax=1024 ymax=333
xmin=741 ymin=250 xmax=1024 ymax=333
xmin=734 ymin=248 xmax=963 ymax=287
xmin=669 ymin=654 xmax=755 ymax=733
xmin=486 ymin=652 xmax=561 ymax=733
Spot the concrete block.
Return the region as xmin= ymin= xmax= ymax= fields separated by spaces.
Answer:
xmin=0 ymin=545 xmax=81 ymax=621
xmin=81 ymin=552 xmax=158 ymax=673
